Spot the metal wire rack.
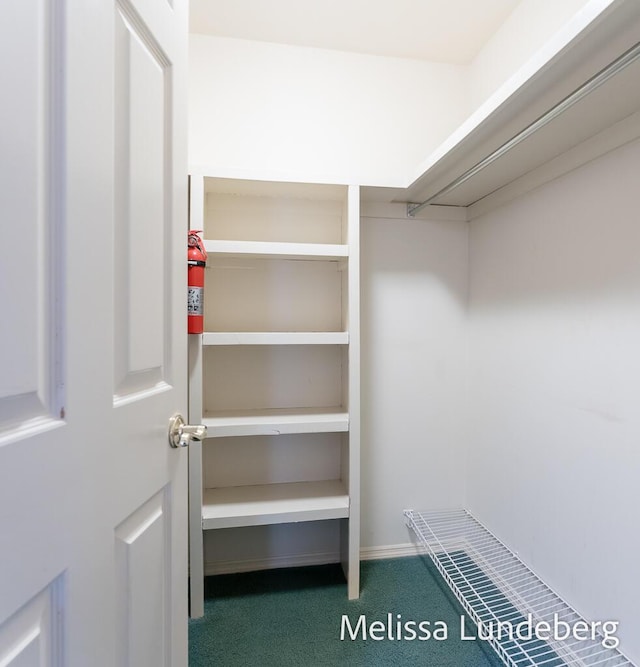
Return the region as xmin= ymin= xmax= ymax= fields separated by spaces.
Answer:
xmin=405 ymin=508 xmax=635 ymax=667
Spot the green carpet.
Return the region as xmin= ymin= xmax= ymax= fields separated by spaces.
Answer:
xmin=189 ymin=556 xmax=503 ymax=666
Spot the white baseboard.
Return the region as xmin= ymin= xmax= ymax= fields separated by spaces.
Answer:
xmin=360 ymin=542 xmax=424 ymax=561
xmin=203 ymin=542 xmax=425 ymax=576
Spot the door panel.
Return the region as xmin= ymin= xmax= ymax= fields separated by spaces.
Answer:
xmin=0 ymin=0 xmax=64 ymax=435
xmin=114 ymin=3 xmax=170 ymax=402
xmin=0 ymin=1 xmax=188 ymax=665
xmin=0 ymin=578 xmax=63 ymax=667
xmin=115 ymin=489 xmax=171 ymax=667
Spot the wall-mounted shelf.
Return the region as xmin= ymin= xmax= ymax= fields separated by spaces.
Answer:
xmin=202 ymin=332 xmax=349 ymax=345
xmin=202 ymin=407 xmax=349 ymax=437
xmin=202 ymin=480 xmax=349 ymax=529
xmin=363 ymin=1 xmax=640 ymax=211
xmin=204 ymin=239 xmax=348 ymax=261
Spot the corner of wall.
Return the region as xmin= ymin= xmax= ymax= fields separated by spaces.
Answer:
xmin=468 ymin=0 xmax=594 ymax=108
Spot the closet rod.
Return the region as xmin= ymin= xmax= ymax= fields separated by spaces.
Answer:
xmin=407 ymin=39 xmax=640 ymax=217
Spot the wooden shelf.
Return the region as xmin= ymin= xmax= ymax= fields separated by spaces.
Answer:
xmin=362 ymin=2 xmax=640 ymax=209
xmin=202 ymin=331 xmax=349 ymax=346
xmin=202 ymin=480 xmax=349 ymax=529
xmin=204 ymin=239 xmax=348 ymax=261
xmin=203 ymin=407 xmax=349 ymax=438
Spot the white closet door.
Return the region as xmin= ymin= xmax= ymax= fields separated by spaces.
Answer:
xmin=0 ymin=1 xmax=189 ymax=665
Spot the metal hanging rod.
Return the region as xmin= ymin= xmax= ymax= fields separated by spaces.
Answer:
xmin=407 ymin=39 xmax=640 ymax=217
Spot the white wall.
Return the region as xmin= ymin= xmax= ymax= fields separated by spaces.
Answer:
xmin=360 ymin=207 xmax=469 ymax=549
xmin=468 ymin=0 xmax=592 ymax=108
xmin=188 ymin=2 xmax=608 ymax=190
xmin=467 ymin=138 xmax=640 ymax=662
xmin=188 ymin=35 xmax=470 ymax=186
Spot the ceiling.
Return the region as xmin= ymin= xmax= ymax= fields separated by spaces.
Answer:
xmin=189 ymin=0 xmax=521 ymax=64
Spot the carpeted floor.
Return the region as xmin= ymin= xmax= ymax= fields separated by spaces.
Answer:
xmin=189 ymin=556 xmax=504 ymax=666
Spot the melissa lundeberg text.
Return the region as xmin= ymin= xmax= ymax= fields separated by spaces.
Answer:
xmin=339 ymin=614 xmax=620 ymax=650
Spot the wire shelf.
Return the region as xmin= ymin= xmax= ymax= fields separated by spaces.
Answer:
xmin=405 ymin=508 xmax=635 ymax=667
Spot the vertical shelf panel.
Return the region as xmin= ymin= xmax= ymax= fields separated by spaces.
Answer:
xmin=187 ymin=334 xmax=204 ymax=618
xmin=345 ymin=184 xmax=361 ymax=600
xmin=188 ymin=177 xmax=205 ymax=619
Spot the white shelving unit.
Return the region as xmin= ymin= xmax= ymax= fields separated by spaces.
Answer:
xmin=188 ymin=175 xmax=360 ymax=617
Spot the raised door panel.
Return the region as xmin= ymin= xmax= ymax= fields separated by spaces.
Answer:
xmin=113 ymin=1 xmax=172 ymax=404
xmin=0 ymin=0 xmax=64 ymax=440
xmin=0 ymin=578 xmax=63 ymax=667
xmin=115 ymin=489 xmax=171 ymax=667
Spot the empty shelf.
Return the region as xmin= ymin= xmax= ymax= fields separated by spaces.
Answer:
xmin=203 ymin=407 xmax=349 ymax=437
xmin=202 ymin=480 xmax=349 ymax=529
xmin=202 ymin=331 xmax=349 ymax=345
xmin=405 ymin=508 xmax=633 ymax=667
xmin=204 ymin=239 xmax=348 ymax=260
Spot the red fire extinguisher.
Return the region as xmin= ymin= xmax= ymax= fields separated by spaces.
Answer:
xmin=188 ymin=230 xmax=207 ymax=334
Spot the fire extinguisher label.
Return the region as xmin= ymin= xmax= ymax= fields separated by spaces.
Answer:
xmin=188 ymin=286 xmax=204 ymax=315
